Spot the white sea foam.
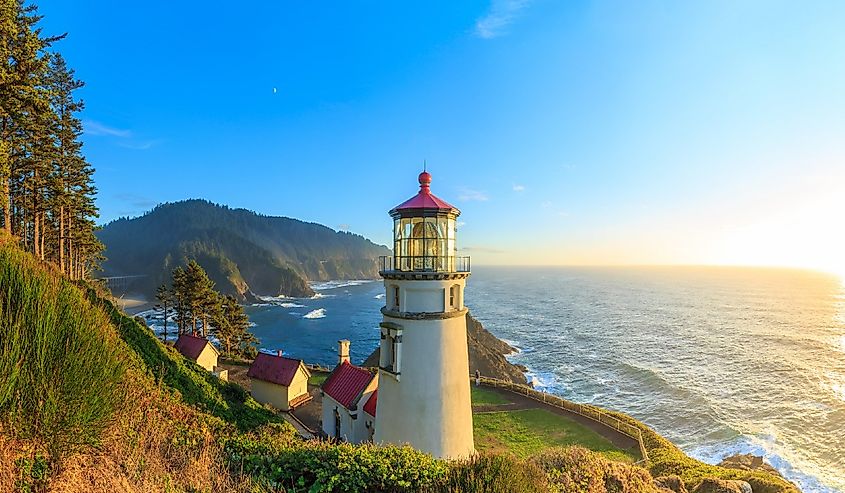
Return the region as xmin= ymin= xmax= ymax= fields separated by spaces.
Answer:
xmin=257 ymin=295 xmax=290 ymax=302
xmin=500 ymin=338 xmax=521 ymax=352
xmin=303 ymin=308 xmax=326 ymax=319
xmin=689 ymin=436 xmax=839 ymax=493
xmin=279 ymin=302 xmax=306 ymax=308
xmin=311 ymin=280 xmax=375 ymax=291
xmin=374 ymin=293 xmax=385 ymax=299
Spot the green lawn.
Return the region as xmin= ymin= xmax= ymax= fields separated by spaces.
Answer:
xmin=474 ymin=408 xmax=638 ymax=463
xmin=308 ymin=372 xmax=329 ymax=386
xmin=471 ymin=386 xmax=511 ymax=406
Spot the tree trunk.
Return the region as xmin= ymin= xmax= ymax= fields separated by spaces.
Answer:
xmin=39 ymin=212 xmax=45 ymax=260
xmin=59 ymin=205 xmax=64 ymax=273
xmin=1 ymin=179 xmax=9 ymax=234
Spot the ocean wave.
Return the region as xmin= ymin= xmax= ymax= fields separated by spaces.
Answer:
xmin=500 ymin=338 xmax=521 ymax=351
xmin=311 ymin=280 xmax=375 ymax=291
xmin=689 ymin=436 xmax=841 ymax=493
xmin=279 ymin=302 xmax=306 ymax=308
xmin=257 ymin=295 xmax=290 ymax=302
xmin=374 ymin=293 xmax=385 ymax=299
xmin=311 ymin=292 xmax=335 ymax=299
xmin=303 ymin=308 xmax=326 ymax=319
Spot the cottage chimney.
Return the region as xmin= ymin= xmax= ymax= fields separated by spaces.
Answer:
xmin=338 ymin=339 xmax=350 ymax=364
xmin=277 ymin=350 xmax=283 ymax=357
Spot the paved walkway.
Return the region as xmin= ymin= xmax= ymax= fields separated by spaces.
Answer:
xmin=282 ymin=412 xmax=315 ymax=439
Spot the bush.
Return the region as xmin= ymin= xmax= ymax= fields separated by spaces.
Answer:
xmin=600 ymin=410 xmax=799 ymax=493
xmin=442 ymin=453 xmax=548 ymax=493
xmin=0 ymin=242 xmax=127 ymax=462
xmin=225 ymin=424 xmax=450 ymax=492
xmin=532 ymin=446 xmax=659 ymax=493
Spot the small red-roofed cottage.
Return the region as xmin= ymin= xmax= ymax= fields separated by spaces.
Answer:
xmin=362 ymin=389 xmax=377 ymax=442
xmin=174 ymin=334 xmax=219 ymax=372
xmin=247 ymin=351 xmax=311 ymax=411
xmin=321 ymin=340 xmax=378 ymax=443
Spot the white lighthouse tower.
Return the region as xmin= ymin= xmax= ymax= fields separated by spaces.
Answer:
xmin=373 ymin=170 xmax=474 ymax=459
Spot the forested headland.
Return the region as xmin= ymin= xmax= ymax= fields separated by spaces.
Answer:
xmin=97 ymin=199 xmax=391 ymax=300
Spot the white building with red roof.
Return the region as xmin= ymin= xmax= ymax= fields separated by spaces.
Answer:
xmin=174 ymin=333 xmax=220 ymax=372
xmin=320 ymin=340 xmax=378 ymax=443
xmin=247 ymin=350 xmax=311 ymax=411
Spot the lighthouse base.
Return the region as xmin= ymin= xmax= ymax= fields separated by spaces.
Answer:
xmin=373 ymin=312 xmax=475 ymax=459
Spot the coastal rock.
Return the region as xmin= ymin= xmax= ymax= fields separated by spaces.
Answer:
xmin=693 ymin=478 xmax=752 ymax=493
xmin=363 ymin=313 xmax=528 ymax=384
xmin=655 ymin=475 xmax=689 ymax=493
xmin=718 ymin=454 xmax=782 ymax=478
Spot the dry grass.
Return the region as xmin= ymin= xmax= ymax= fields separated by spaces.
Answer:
xmin=2 ymin=369 xmax=256 ymax=493
xmin=46 ymin=373 xmax=255 ymax=493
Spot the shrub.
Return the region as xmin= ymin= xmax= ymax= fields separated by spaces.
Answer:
xmin=225 ymin=424 xmax=450 ymax=492
xmin=531 ymin=446 xmax=659 ymax=493
xmin=441 ymin=453 xmax=548 ymax=493
xmin=0 ymin=242 xmax=127 ymax=462
xmin=599 ymin=410 xmax=799 ymax=493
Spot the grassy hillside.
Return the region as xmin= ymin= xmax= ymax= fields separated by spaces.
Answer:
xmin=0 ymin=235 xmax=800 ymax=492
xmin=97 ymin=200 xmax=391 ymax=300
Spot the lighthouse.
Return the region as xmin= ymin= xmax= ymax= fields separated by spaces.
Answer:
xmin=373 ymin=170 xmax=474 ymax=459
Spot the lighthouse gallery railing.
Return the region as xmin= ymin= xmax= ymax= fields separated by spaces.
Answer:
xmin=379 ymin=255 xmax=470 ymax=273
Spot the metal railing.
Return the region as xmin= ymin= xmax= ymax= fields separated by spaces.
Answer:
xmin=473 ymin=376 xmax=650 ymax=465
xmin=379 ymin=255 xmax=470 ymax=274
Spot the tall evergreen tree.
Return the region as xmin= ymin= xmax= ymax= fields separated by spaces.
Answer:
xmin=154 ymin=283 xmax=172 ymax=342
xmin=171 ymin=266 xmax=188 ymax=335
xmin=0 ymin=2 xmax=100 ymax=279
xmin=212 ymin=294 xmax=256 ymax=358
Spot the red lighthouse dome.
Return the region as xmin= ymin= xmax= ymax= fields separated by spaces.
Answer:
xmin=383 ymin=169 xmax=468 ymax=274
xmin=390 ymin=170 xmax=458 ymax=216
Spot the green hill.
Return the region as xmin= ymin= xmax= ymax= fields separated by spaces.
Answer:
xmin=96 ymin=199 xmax=391 ymax=300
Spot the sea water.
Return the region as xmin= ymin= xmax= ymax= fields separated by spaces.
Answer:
xmin=235 ymin=267 xmax=842 ymax=492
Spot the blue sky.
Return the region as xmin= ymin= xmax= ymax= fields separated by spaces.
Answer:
xmin=40 ymin=1 xmax=845 ymax=273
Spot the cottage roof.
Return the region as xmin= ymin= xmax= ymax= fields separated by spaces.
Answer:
xmin=389 ymin=171 xmax=459 ymax=216
xmin=321 ymin=361 xmax=375 ymax=409
xmin=363 ymin=389 xmax=377 ymax=417
xmin=247 ymin=352 xmax=308 ymax=386
xmin=174 ymin=334 xmax=217 ymax=360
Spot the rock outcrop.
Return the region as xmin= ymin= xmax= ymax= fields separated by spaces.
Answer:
xmin=718 ymin=454 xmax=782 ymax=478
xmin=655 ymin=475 xmax=689 ymax=493
xmin=693 ymin=478 xmax=752 ymax=493
xmin=363 ymin=313 xmax=527 ymax=384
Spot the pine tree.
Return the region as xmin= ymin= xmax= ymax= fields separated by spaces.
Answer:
xmin=171 ymin=266 xmax=188 ymax=335
xmin=211 ymin=294 xmax=256 ymax=358
xmin=154 ymin=284 xmax=172 ymax=342
xmin=0 ymin=1 xmax=63 ymax=236
xmin=183 ymin=260 xmax=215 ymax=336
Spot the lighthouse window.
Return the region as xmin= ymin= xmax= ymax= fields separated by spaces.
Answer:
xmin=392 ymin=212 xmax=459 ymax=272
xmin=393 ymin=285 xmax=400 ymax=310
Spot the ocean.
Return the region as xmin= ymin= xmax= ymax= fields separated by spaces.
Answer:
xmin=150 ymin=267 xmax=845 ymax=492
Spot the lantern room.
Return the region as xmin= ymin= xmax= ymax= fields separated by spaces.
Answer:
xmin=382 ymin=171 xmax=469 ymax=273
